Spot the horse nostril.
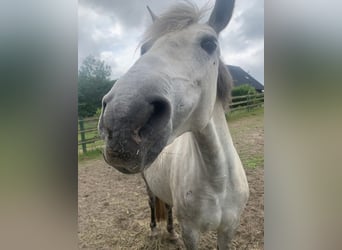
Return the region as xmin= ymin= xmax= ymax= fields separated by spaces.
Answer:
xmin=107 ymin=129 xmax=113 ymax=140
xmin=148 ymin=99 xmax=171 ymax=129
xmin=150 ymin=100 xmax=169 ymax=122
xmin=138 ymin=98 xmax=171 ymax=139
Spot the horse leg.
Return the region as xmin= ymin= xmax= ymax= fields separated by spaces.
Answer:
xmin=144 ymin=184 xmax=158 ymax=238
xmin=142 ymin=174 xmax=159 ymax=237
xmin=148 ymin=193 xmax=159 ymax=237
xmin=217 ymin=228 xmax=235 ymax=250
xmin=180 ymin=223 xmax=199 ymax=250
xmin=165 ymin=204 xmax=178 ymax=241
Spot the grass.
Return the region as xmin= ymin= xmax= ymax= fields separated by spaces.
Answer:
xmin=78 ymin=148 xmax=103 ymax=161
xmin=227 ymin=106 xmax=264 ymax=122
xmin=243 ymin=155 xmax=264 ymax=169
xmin=229 ymin=107 xmax=264 ymax=169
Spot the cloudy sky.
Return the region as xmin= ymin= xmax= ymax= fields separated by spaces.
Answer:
xmin=78 ymin=0 xmax=264 ymax=84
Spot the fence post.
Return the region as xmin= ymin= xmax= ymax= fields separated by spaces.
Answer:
xmin=247 ymin=93 xmax=251 ymax=112
xmin=79 ymin=119 xmax=87 ymax=153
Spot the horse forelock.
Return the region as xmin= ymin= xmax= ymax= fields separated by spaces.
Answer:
xmin=142 ymin=2 xmax=206 ymax=44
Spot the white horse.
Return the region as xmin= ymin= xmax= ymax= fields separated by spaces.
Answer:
xmin=98 ymin=1 xmax=249 ymax=249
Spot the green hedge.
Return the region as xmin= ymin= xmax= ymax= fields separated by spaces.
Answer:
xmin=232 ymin=84 xmax=257 ymax=97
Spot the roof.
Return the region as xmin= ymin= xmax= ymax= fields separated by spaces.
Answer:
xmin=226 ymin=65 xmax=264 ymax=91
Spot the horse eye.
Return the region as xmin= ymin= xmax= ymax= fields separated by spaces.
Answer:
xmin=140 ymin=46 xmax=147 ymax=55
xmin=200 ymin=38 xmax=217 ymax=54
xmin=140 ymin=42 xmax=151 ymax=55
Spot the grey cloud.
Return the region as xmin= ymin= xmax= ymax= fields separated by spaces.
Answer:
xmin=79 ymin=0 xmax=263 ymax=81
xmin=79 ymin=0 xmax=213 ymax=28
xmin=245 ymin=48 xmax=264 ymax=84
xmin=237 ymin=1 xmax=264 ymax=40
xmin=221 ymin=0 xmax=264 ymax=51
xmin=80 ymin=0 xmax=145 ymax=27
xmin=80 ymin=0 xmax=176 ymax=28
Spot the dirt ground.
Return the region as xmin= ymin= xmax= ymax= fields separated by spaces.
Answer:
xmin=78 ymin=110 xmax=264 ymax=249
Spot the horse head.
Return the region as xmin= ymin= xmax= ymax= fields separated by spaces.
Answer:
xmin=98 ymin=0 xmax=234 ymax=174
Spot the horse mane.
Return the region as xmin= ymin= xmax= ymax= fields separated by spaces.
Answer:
xmin=142 ymin=1 xmax=233 ymax=112
xmin=218 ymin=59 xmax=233 ymax=111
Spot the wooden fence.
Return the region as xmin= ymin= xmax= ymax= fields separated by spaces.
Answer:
xmin=78 ymin=92 xmax=264 ymax=154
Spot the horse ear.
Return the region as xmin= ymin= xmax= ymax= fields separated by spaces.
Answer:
xmin=146 ymin=6 xmax=159 ymax=23
xmin=208 ymin=0 xmax=235 ymax=34
xmin=217 ymin=60 xmax=233 ymax=111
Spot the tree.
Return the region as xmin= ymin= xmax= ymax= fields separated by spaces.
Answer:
xmin=78 ymin=55 xmax=114 ymax=118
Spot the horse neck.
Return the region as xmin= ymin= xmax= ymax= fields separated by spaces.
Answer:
xmin=192 ymin=100 xmax=241 ymax=189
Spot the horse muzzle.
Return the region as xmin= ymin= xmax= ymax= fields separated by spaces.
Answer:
xmin=99 ymin=90 xmax=172 ymax=174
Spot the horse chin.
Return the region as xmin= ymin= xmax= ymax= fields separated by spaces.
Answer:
xmin=112 ymin=165 xmax=141 ymax=174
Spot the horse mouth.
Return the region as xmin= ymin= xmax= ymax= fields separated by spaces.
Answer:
xmin=102 ymin=149 xmax=144 ymax=174
xmin=102 ymin=133 xmax=168 ymax=174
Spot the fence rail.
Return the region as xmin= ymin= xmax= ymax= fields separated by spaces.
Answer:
xmin=78 ymin=92 xmax=264 ymax=154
